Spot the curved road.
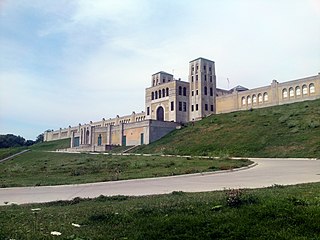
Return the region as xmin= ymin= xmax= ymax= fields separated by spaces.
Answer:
xmin=0 ymin=158 xmax=319 ymax=205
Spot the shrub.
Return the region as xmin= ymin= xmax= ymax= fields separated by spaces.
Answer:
xmin=226 ymin=189 xmax=243 ymax=207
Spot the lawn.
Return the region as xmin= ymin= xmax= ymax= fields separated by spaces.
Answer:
xmin=133 ymin=99 xmax=320 ymax=158
xmin=0 ymin=182 xmax=319 ymax=239
xmin=0 ymin=151 xmax=251 ymax=187
xmin=0 ymin=147 xmax=27 ymax=160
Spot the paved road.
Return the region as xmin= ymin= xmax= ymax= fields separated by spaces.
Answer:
xmin=0 ymin=158 xmax=319 ymax=205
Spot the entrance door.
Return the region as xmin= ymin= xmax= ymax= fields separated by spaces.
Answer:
xmin=156 ymin=106 xmax=164 ymax=121
xmin=122 ymin=135 xmax=126 ymax=146
xmin=73 ymin=137 xmax=80 ymax=147
xmin=140 ymin=133 xmax=144 ymax=145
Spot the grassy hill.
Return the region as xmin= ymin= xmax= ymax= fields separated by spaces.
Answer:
xmin=134 ymin=99 xmax=320 ymax=158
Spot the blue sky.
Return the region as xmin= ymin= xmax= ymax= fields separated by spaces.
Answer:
xmin=0 ymin=0 xmax=319 ymax=140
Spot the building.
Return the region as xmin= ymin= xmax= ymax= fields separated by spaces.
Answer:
xmin=44 ymin=57 xmax=320 ymax=152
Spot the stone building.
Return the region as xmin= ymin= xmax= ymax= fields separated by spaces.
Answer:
xmin=44 ymin=57 xmax=320 ymax=152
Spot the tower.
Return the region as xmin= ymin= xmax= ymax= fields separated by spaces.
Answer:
xmin=189 ymin=58 xmax=216 ymax=121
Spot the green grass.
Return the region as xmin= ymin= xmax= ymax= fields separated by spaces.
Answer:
xmin=133 ymin=99 xmax=320 ymax=158
xmin=0 ymin=151 xmax=251 ymax=187
xmin=29 ymin=138 xmax=70 ymax=151
xmin=0 ymin=147 xmax=27 ymax=160
xmin=1 ymin=182 xmax=319 ymax=239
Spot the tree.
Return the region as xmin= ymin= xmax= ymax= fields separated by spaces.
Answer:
xmin=35 ymin=133 xmax=44 ymax=143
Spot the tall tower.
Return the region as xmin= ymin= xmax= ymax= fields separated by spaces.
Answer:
xmin=189 ymin=58 xmax=216 ymax=121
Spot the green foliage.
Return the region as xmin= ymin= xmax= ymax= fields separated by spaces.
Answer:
xmin=133 ymin=99 xmax=320 ymax=158
xmin=0 ymin=134 xmax=29 ymax=148
xmin=0 ymin=182 xmax=319 ymax=239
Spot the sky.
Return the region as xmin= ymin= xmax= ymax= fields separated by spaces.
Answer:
xmin=0 ymin=0 xmax=319 ymax=140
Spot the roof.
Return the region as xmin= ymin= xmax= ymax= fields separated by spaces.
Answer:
xmin=231 ymin=85 xmax=249 ymax=92
xmin=152 ymin=71 xmax=173 ymax=76
xmin=189 ymin=57 xmax=215 ymax=63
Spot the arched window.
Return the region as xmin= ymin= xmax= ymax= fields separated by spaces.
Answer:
xmin=295 ymin=86 xmax=301 ymax=96
xmin=151 ymin=92 xmax=154 ymax=100
xmin=242 ymin=97 xmax=246 ymax=106
xmin=263 ymin=92 xmax=268 ymax=102
xmin=162 ymin=89 xmax=165 ymax=97
xmin=282 ymin=89 xmax=288 ymax=98
xmin=204 ymin=86 xmax=207 ymax=95
xmin=247 ymin=96 xmax=251 ymax=105
xmin=258 ymin=94 xmax=263 ymax=103
xmin=183 ymin=87 xmax=187 ymax=96
xmin=252 ymin=95 xmax=257 ymax=104
xmin=302 ymin=85 xmax=308 ymax=95
xmin=289 ymin=87 xmax=294 ymax=97
xmin=309 ymin=83 xmax=315 ymax=93
xmin=166 ymin=87 xmax=169 ymax=96
xmin=159 ymin=89 xmax=162 ymax=98
xmin=178 ymin=86 xmax=182 ymax=95
xmin=155 ymin=91 xmax=158 ymax=99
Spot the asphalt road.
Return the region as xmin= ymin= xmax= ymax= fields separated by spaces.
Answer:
xmin=0 ymin=158 xmax=319 ymax=205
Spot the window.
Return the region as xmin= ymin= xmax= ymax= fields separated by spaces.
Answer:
xmin=242 ymin=97 xmax=246 ymax=106
xmin=147 ymin=107 xmax=150 ymax=115
xmin=151 ymin=92 xmax=154 ymax=100
xmin=163 ymin=78 xmax=165 ymax=83
xmin=191 ymin=76 xmax=194 ymax=82
xmin=210 ymin=87 xmax=213 ymax=96
xmin=159 ymin=89 xmax=162 ymax=98
xmin=192 ymin=91 xmax=194 ymax=96
xmin=196 ymin=90 xmax=198 ymax=95
xmin=263 ymin=92 xmax=268 ymax=102
xmin=179 ymin=86 xmax=182 ymax=95
xmin=155 ymin=91 xmax=158 ymax=99
xmin=205 ymin=104 xmax=208 ymax=111
xmin=289 ymin=87 xmax=294 ymax=97
xmin=247 ymin=96 xmax=251 ymax=105
xmin=178 ymin=101 xmax=182 ymax=111
xmin=310 ymin=83 xmax=315 ymax=93
xmin=204 ymin=86 xmax=207 ymax=95
xmin=204 ymin=75 xmax=207 ymax=81
xmin=191 ymin=105 xmax=194 ymax=111
xmin=166 ymin=88 xmax=169 ymax=96
xmin=183 ymin=87 xmax=187 ymax=96
xmin=211 ymin=105 xmax=214 ymax=111
xmin=204 ymin=65 xmax=206 ymax=71
xmin=196 ymin=104 xmax=198 ymax=111
xmin=196 ymin=75 xmax=198 ymax=81
xmin=171 ymin=101 xmax=174 ymax=111
xmin=210 ymin=76 xmax=212 ymax=82
xmin=302 ymin=85 xmax=307 ymax=95
xmin=183 ymin=102 xmax=187 ymax=112
xmin=162 ymin=89 xmax=166 ymax=97
xmin=295 ymin=86 xmax=301 ymax=96
xmin=258 ymin=94 xmax=263 ymax=103
xmin=282 ymin=89 xmax=288 ymax=98
xmin=196 ymin=65 xmax=199 ymax=72
xmin=209 ymin=66 xmax=212 ymax=72
xmin=252 ymin=95 xmax=257 ymax=103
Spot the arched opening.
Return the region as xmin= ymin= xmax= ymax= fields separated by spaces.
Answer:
xmin=151 ymin=92 xmax=154 ymax=100
xmin=295 ymin=86 xmax=301 ymax=96
xmin=166 ymin=87 xmax=169 ymax=96
xmin=302 ymin=85 xmax=308 ymax=95
xmin=309 ymin=83 xmax=315 ymax=93
xmin=252 ymin=94 xmax=257 ymax=104
xmin=162 ymin=89 xmax=165 ymax=97
xmin=289 ymin=87 xmax=294 ymax=97
xmin=247 ymin=96 xmax=251 ymax=105
xmin=156 ymin=106 xmax=164 ymax=121
xmin=178 ymin=86 xmax=182 ymax=95
xmin=86 ymin=130 xmax=90 ymax=144
xmin=263 ymin=92 xmax=268 ymax=102
xmin=183 ymin=87 xmax=187 ymax=96
xmin=282 ymin=89 xmax=288 ymax=99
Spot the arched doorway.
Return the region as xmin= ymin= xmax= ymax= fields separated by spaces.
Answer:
xmin=156 ymin=106 xmax=164 ymax=121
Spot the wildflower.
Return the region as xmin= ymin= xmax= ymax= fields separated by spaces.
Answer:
xmin=71 ymin=223 xmax=81 ymax=228
xmin=115 ymin=212 xmax=119 ymax=215
xmin=50 ymin=231 xmax=62 ymax=236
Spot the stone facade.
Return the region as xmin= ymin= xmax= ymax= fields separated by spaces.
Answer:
xmin=44 ymin=57 xmax=320 ymax=151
